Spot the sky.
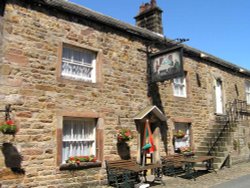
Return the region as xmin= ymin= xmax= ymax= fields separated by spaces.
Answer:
xmin=69 ymin=0 xmax=250 ymax=71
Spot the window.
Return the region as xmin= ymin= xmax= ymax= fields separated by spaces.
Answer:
xmin=173 ymin=76 xmax=186 ymax=97
xmin=246 ymin=81 xmax=250 ymax=104
xmin=61 ymin=46 xmax=97 ymax=82
xmin=173 ymin=123 xmax=191 ymax=153
xmin=62 ymin=117 xmax=96 ymax=164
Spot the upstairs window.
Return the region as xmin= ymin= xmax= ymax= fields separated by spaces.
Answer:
xmin=61 ymin=46 xmax=97 ymax=83
xmin=62 ymin=118 xmax=96 ymax=164
xmin=246 ymin=81 xmax=250 ymax=104
xmin=173 ymin=76 xmax=187 ymax=97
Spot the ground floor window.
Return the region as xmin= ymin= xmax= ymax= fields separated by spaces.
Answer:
xmin=62 ymin=117 xmax=96 ymax=164
xmin=173 ymin=122 xmax=191 ymax=153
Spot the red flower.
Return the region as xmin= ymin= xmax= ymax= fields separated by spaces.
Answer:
xmin=125 ymin=131 xmax=131 ymax=137
xmin=69 ymin=157 xmax=75 ymax=161
xmin=6 ymin=120 xmax=14 ymax=125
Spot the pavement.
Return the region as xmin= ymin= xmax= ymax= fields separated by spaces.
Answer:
xmin=102 ymin=162 xmax=250 ymax=188
xmin=146 ymin=162 xmax=250 ymax=188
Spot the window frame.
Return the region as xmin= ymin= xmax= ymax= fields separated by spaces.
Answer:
xmin=62 ymin=117 xmax=96 ymax=164
xmin=172 ymin=75 xmax=187 ymax=98
xmin=57 ymin=43 xmax=103 ymax=86
xmin=57 ymin=111 xmax=103 ymax=170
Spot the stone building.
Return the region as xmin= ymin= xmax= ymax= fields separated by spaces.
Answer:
xmin=0 ymin=0 xmax=249 ymax=187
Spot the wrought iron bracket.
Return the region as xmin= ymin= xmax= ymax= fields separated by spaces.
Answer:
xmin=0 ymin=104 xmax=14 ymax=121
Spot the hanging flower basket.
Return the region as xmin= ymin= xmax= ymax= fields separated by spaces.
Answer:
xmin=174 ymin=130 xmax=185 ymax=139
xmin=0 ymin=120 xmax=17 ymax=135
xmin=117 ymin=128 xmax=133 ymax=142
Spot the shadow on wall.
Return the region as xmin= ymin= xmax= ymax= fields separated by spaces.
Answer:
xmin=1 ymin=142 xmax=25 ymax=174
xmin=117 ymin=142 xmax=131 ymax=160
xmin=148 ymin=82 xmax=168 ymax=154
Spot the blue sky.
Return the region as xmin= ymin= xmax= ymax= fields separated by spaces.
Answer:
xmin=69 ymin=0 xmax=250 ymax=71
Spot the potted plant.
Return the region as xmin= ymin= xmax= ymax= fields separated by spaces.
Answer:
xmin=0 ymin=120 xmax=17 ymax=135
xmin=174 ymin=130 xmax=185 ymax=139
xmin=117 ymin=128 xmax=133 ymax=142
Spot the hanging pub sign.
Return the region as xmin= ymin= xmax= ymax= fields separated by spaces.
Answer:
xmin=150 ymin=46 xmax=184 ymax=82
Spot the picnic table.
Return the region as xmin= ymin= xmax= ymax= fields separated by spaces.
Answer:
xmin=118 ymin=163 xmax=163 ymax=183
xmin=179 ymin=155 xmax=216 ymax=180
xmin=105 ymin=159 xmax=165 ymax=187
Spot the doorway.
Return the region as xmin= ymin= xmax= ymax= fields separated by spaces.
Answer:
xmin=215 ymin=79 xmax=223 ymax=114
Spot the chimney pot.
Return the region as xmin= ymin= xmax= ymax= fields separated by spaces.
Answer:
xmin=151 ymin=0 xmax=157 ymax=8
xmin=139 ymin=4 xmax=146 ymax=13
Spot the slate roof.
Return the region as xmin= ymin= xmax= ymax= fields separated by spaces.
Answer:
xmin=23 ymin=0 xmax=250 ymax=76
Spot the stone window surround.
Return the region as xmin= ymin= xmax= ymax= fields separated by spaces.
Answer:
xmin=56 ymin=111 xmax=104 ymax=170
xmin=56 ymin=42 xmax=103 ymax=87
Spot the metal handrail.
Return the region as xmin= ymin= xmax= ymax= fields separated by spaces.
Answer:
xmin=207 ymin=99 xmax=248 ymax=156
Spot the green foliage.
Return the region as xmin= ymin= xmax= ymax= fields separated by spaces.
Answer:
xmin=66 ymin=155 xmax=97 ymax=164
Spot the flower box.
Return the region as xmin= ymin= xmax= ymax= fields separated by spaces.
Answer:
xmin=60 ymin=161 xmax=101 ymax=171
xmin=60 ymin=155 xmax=101 ymax=170
xmin=0 ymin=120 xmax=17 ymax=135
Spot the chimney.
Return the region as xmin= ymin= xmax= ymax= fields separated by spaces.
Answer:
xmin=134 ymin=0 xmax=163 ymax=34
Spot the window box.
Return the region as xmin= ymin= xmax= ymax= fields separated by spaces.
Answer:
xmin=59 ymin=161 xmax=101 ymax=171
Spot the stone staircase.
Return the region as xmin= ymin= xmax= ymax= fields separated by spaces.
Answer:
xmin=196 ymin=99 xmax=250 ymax=170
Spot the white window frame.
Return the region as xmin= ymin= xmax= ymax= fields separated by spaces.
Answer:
xmin=62 ymin=117 xmax=96 ymax=164
xmin=246 ymin=81 xmax=250 ymax=104
xmin=61 ymin=46 xmax=97 ymax=83
xmin=173 ymin=76 xmax=187 ymax=97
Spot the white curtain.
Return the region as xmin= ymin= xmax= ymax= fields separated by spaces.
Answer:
xmin=62 ymin=119 xmax=95 ymax=163
xmin=61 ymin=47 xmax=95 ymax=81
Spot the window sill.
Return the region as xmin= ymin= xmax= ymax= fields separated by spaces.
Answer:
xmin=56 ymin=76 xmax=102 ymax=88
xmin=59 ymin=161 xmax=102 ymax=171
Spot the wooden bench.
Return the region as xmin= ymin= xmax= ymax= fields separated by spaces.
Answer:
xmin=161 ymin=154 xmax=185 ymax=177
xmin=105 ymin=159 xmax=140 ymax=187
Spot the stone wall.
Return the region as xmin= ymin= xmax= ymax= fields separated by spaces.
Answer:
xmin=0 ymin=12 xmax=5 ymax=169
xmin=158 ymin=55 xmax=250 ymax=160
xmin=0 ymin=2 xmax=149 ymax=187
xmin=0 ymin=1 xmax=249 ymax=187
